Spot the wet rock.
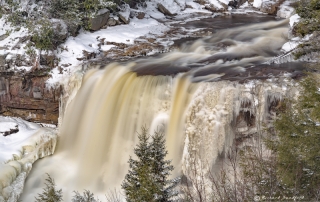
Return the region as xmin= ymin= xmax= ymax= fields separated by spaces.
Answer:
xmin=89 ymin=9 xmax=110 ymax=31
xmin=157 ymin=3 xmax=177 ymax=16
xmin=107 ymin=17 xmax=117 ymax=26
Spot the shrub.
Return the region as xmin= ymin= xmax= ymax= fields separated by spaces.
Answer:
xmin=35 ymin=174 xmax=63 ymax=202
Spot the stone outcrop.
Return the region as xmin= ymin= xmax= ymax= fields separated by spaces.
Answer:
xmin=0 ymin=72 xmax=61 ymax=124
xmin=89 ymin=9 xmax=110 ymax=31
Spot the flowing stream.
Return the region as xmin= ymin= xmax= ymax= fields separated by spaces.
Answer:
xmin=20 ymin=14 xmax=301 ymax=201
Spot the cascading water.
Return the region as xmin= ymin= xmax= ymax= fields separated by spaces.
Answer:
xmin=20 ymin=16 xmax=300 ymax=201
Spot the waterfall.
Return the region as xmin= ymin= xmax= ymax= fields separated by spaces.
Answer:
xmin=20 ymin=17 xmax=301 ymax=201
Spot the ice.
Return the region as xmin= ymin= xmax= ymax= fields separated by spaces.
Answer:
xmin=0 ymin=116 xmax=58 ymax=201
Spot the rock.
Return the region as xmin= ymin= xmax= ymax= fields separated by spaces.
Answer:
xmin=260 ymin=1 xmax=277 ymax=14
xmin=82 ymin=50 xmax=96 ymax=60
xmin=194 ymin=0 xmax=206 ymax=5
xmin=0 ymin=34 xmax=8 ymax=41
xmin=137 ymin=12 xmax=145 ymax=19
xmin=130 ymin=10 xmax=145 ymax=19
xmin=0 ymin=55 xmax=8 ymax=71
xmin=228 ymin=0 xmax=247 ymax=8
xmin=259 ymin=0 xmax=285 ymax=15
xmin=89 ymin=9 xmax=110 ymax=31
xmin=0 ymin=74 xmax=60 ymax=124
xmin=204 ymin=4 xmax=226 ymax=12
xmin=119 ymin=13 xmax=130 ymax=24
xmin=40 ymin=54 xmax=56 ymax=68
xmin=33 ymin=86 xmax=42 ymax=99
xmin=51 ymin=19 xmax=68 ymax=41
xmin=157 ymin=3 xmax=177 ymax=16
xmin=119 ymin=4 xmax=131 ymax=24
xmin=107 ymin=17 xmax=117 ymax=26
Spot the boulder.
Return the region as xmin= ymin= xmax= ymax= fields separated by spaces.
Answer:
xmin=107 ymin=17 xmax=117 ymax=26
xmin=0 ymin=34 xmax=8 ymax=41
xmin=260 ymin=1 xmax=277 ymax=14
xmin=157 ymin=3 xmax=177 ymax=16
xmin=130 ymin=10 xmax=145 ymax=19
xmin=119 ymin=4 xmax=131 ymax=24
xmin=89 ymin=9 xmax=110 ymax=31
xmin=51 ymin=19 xmax=68 ymax=41
xmin=204 ymin=4 xmax=226 ymax=12
xmin=228 ymin=0 xmax=247 ymax=8
xmin=259 ymin=0 xmax=285 ymax=15
xmin=119 ymin=13 xmax=130 ymax=24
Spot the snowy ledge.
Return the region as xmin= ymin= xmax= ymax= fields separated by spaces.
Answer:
xmin=0 ymin=116 xmax=57 ymax=202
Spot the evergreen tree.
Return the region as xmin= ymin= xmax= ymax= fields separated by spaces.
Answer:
xmin=269 ymin=74 xmax=320 ymax=200
xmin=122 ymin=128 xmax=179 ymax=202
xmin=35 ymin=174 xmax=63 ymax=202
xmin=150 ymin=131 xmax=179 ymax=201
xmin=72 ymin=190 xmax=101 ymax=202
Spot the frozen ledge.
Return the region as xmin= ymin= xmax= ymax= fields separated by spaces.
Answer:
xmin=0 ymin=128 xmax=57 ymax=202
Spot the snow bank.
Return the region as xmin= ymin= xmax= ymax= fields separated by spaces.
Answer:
xmin=253 ymin=0 xmax=262 ymax=8
xmin=0 ymin=116 xmax=57 ymax=201
xmin=289 ymin=14 xmax=300 ymax=27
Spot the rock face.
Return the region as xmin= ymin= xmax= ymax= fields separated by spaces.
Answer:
xmin=89 ymin=9 xmax=110 ymax=31
xmin=0 ymin=72 xmax=61 ymax=124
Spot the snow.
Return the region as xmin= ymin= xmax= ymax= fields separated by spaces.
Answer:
xmin=281 ymin=41 xmax=299 ymax=52
xmin=253 ymin=0 xmax=262 ymax=8
xmin=46 ymin=17 xmax=169 ymax=86
xmin=119 ymin=4 xmax=130 ymax=19
xmin=0 ymin=116 xmax=57 ymax=201
xmin=290 ymin=14 xmax=301 ymax=27
xmin=0 ymin=116 xmax=41 ymax=163
xmin=0 ymin=122 xmax=17 ymax=134
xmin=277 ymin=0 xmax=295 ymax=18
xmin=154 ymin=0 xmax=182 ymax=15
xmin=208 ymin=0 xmax=224 ymax=9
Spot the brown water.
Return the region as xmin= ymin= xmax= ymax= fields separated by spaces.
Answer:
xmin=20 ymin=14 xmax=302 ymax=201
